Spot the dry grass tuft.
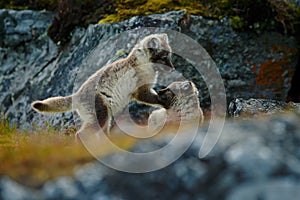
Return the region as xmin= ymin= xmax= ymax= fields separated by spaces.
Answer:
xmin=0 ymin=117 xmax=93 ymax=187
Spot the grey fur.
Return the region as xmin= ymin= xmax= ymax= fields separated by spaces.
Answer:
xmin=148 ymin=81 xmax=204 ymax=132
xmin=31 ymin=34 xmax=174 ymax=137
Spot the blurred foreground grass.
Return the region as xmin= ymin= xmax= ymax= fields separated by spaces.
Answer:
xmin=0 ymin=111 xmax=201 ymax=188
xmin=0 ymin=117 xmax=138 ymax=188
xmin=0 ymin=118 xmax=91 ymax=187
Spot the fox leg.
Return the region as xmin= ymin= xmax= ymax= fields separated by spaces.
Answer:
xmin=75 ymin=121 xmax=102 ymax=142
xmin=133 ymin=84 xmax=161 ymax=105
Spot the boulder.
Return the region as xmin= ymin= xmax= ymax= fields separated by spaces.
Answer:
xmin=229 ymin=98 xmax=300 ymax=117
xmin=0 ymin=9 xmax=298 ymax=129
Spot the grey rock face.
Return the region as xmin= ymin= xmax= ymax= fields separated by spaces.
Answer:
xmin=0 ymin=9 xmax=298 ymax=129
xmin=184 ymin=16 xmax=298 ymax=104
xmin=0 ymin=9 xmax=58 ymax=129
xmin=0 ymin=10 xmax=55 ymax=47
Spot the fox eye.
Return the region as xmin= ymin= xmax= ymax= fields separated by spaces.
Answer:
xmin=161 ymin=89 xmax=175 ymax=100
xmin=159 ymin=51 xmax=169 ymax=58
xmin=159 ymin=91 xmax=167 ymax=99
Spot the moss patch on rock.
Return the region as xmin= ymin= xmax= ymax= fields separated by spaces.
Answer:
xmin=100 ymin=0 xmax=300 ymax=34
xmin=99 ymin=0 xmax=207 ymax=23
xmin=0 ymin=0 xmax=58 ymax=11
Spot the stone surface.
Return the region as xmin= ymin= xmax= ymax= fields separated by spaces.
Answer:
xmin=227 ymin=178 xmax=300 ymax=200
xmin=0 ymin=9 xmax=298 ymax=129
xmin=42 ymin=177 xmax=82 ymax=200
xmin=0 ymin=176 xmax=41 ymax=200
xmin=229 ymin=98 xmax=300 ymax=117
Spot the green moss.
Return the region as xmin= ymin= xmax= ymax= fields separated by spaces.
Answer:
xmin=267 ymin=0 xmax=300 ymax=34
xmin=230 ymin=16 xmax=244 ymax=29
xmin=98 ymin=0 xmax=300 ymax=35
xmin=99 ymin=0 xmax=206 ymax=23
xmin=0 ymin=0 xmax=58 ymax=11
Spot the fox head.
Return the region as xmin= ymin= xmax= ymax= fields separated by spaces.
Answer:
xmin=158 ymin=81 xmax=199 ymax=109
xmin=133 ymin=34 xmax=174 ymax=70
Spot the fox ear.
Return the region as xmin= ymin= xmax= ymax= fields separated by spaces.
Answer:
xmin=161 ymin=33 xmax=168 ymax=41
xmin=147 ymin=37 xmax=160 ymax=49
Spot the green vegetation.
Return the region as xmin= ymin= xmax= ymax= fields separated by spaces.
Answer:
xmin=99 ymin=0 xmax=207 ymax=23
xmin=218 ymin=0 xmax=300 ymax=34
xmin=0 ymin=0 xmax=58 ymax=11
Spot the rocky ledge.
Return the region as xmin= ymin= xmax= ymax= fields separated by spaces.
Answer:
xmin=0 ymin=9 xmax=298 ymax=129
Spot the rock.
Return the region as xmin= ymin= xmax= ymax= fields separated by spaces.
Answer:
xmin=0 ymin=9 xmax=58 ymax=129
xmin=224 ymin=136 xmax=280 ymax=179
xmin=74 ymin=162 xmax=109 ymax=194
xmin=0 ymin=176 xmax=41 ymax=200
xmin=173 ymin=157 xmax=207 ymax=191
xmin=42 ymin=176 xmax=81 ymax=200
xmin=0 ymin=10 xmax=55 ymax=47
xmin=228 ymin=98 xmax=300 ymax=117
xmin=226 ymin=178 xmax=300 ymax=200
xmin=0 ymin=9 xmax=298 ymax=129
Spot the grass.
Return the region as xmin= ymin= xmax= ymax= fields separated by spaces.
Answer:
xmin=0 ymin=116 xmax=147 ymax=188
xmin=0 ymin=113 xmax=203 ymax=188
xmin=0 ymin=117 xmax=93 ymax=187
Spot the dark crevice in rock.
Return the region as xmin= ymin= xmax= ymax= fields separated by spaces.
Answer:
xmin=31 ymin=56 xmax=59 ymax=80
xmin=287 ymin=54 xmax=300 ymax=102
